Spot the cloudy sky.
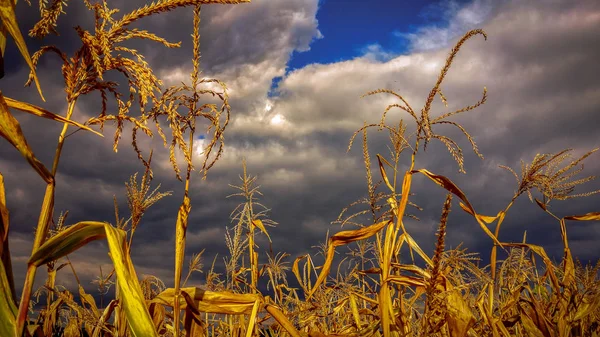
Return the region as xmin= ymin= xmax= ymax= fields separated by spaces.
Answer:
xmin=2 ymin=0 xmax=599 ymax=297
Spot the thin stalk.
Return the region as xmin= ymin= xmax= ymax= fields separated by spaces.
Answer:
xmin=488 ymin=199 xmax=515 ymax=317
xmin=173 ymin=130 xmax=194 ymax=337
xmin=16 ymin=99 xmax=77 ymax=337
xmin=174 ymin=5 xmax=201 ymax=333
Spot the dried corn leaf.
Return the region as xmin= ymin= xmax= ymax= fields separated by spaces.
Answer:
xmin=564 ymin=212 xmax=600 ymax=221
xmin=265 ymin=303 xmax=302 ymax=337
xmin=4 ymin=97 xmax=102 ymax=137
xmin=175 ymin=194 xmax=191 ymax=288
xmin=308 ymin=220 xmax=391 ymax=299
xmin=252 ymin=219 xmax=271 ymax=242
xmin=105 ymin=224 xmax=158 ymax=337
xmin=412 ymin=169 xmax=502 ymax=246
xmin=445 ymin=289 xmax=476 ymax=337
xmin=79 ymin=285 xmax=100 ymax=318
xmin=0 ymin=92 xmax=52 ymax=183
xmin=349 ymin=293 xmax=361 ymax=329
xmin=518 ymin=305 xmax=545 ymax=337
xmin=398 ymin=232 xmax=433 ymax=267
xmin=377 ymin=154 xmax=395 ymax=192
xmin=91 ymin=300 xmax=118 ymax=337
xmin=502 ymin=243 xmax=560 ymax=293
xmin=386 ymin=274 xmax=425 ymax=288
xmin=0 ymin=258 xmax=16 ymax=337
xmin=246 ymin=299 xmax=260 ymax=337
xmin=292 ymin=254 xmax=311 ymax=292
xmin=459 ymin=202 xmax=501 ymax=224
xmin=0 ymin=173 xmax=15 ymax=305
xmin=573 ymin=290 xmax=600 ymax=321
xmin=0 ymin=0 xmax=44 ymax=100
xmin=153 ymin=287 xmax=258 ymax=315
xmin=559 ymin=212 xmax=600 ymax=291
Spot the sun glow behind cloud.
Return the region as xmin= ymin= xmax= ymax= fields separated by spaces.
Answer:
xmin=194 ymin=135 xmax=206 ymax=157
xmin=270 ymin=113 xmax=286 ymax=126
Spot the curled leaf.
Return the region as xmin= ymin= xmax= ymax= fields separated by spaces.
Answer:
xmin=412 ymin=168 xmax=502 ymax=246
xmin=308 ymin=220 xmax=391 ymax=299
xmin=0 ymin=92 xmax=52 ymax=183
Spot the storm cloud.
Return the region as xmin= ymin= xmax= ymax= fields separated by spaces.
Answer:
xmin=2 ymin=0 xmax=599 ymax=297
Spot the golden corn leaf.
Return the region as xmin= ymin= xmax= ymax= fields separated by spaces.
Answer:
xmin=0 ymin=92 xmax=52 ymax=183
xmin=386 ymin=274 xmax=425 ymax=288
xmin=459 ymin=202 xmax=501 ymax=224
xmin=564 ymin=212 xmax=600 ymax=221
xmin=4 ymin=97 xmax=103 ymax=137
xmin=559 ymin=219 xmax=575 ymax=290
xmin=292 ymin=254 xmax=310 ymax=291
xmin=28 ymin=222 xmax=107 ymax=267
xmin=104 ymin=224 xmax=158 ymax=337
xmin=563 ymin=212 xmax=600 ymax=321
xmin=148 ymin=302 xmax=165 ymax=333
xmin=29 ymin=222 xmax=158 ymax=336
xmin=78 ymin=285 xmax=99 ymax=318
xmin=307 ymin=220 xmax=391 ymax=299
xmin=64 ymin=317 xmax=81 ymax=337
xmin=573 ymin=290 xmax=600 ymax=321
xmin=559 ymin=212 xmax=600 ymax=290
xmin=0 ymin=172 xmax=8 ymax=243
xmin=445 ymin=289 xmax=476 ymax=337
xmin=391 ymin=263 xmax=430 ymax=279
xmin=518 ymin=307 xmax=545 ymax=337
xmin=377 ymin=154 xmax=395 ymax=192
xmin=502 ymin=243 xmax=560 ymax=292
xmin=0 ymin=173 xmax=15 ymax=306
xmin=0 ymin=0 xmax=44 ymax=100
xmin=349 ymin=293 xmax=361 ymax=330
xmin=174 ymin=194 xmax=191 ymax=288
xmin=251 ymin=219 xmax=271 ymax=242
xmin=173 ymin=194 xmax=191 ymax=336
xmin=397 ymin=170 xmax=413 ymax=218
xmin=91 ymin=300 xmax=118 ymax=337
xmin=0 ymin=258 xmax=16 ymax=337
xmin=412 ymin=168 xmax=502 ymax=246
xmin=246 ymin=299 xmax=260 ymax=337
xmin=265 ymin=303 xmax=302 ymax=337
xmin=153 ymin=287 xmax=258 ymax=315
xmin=398 ymin=232 xmax=433 ymax=267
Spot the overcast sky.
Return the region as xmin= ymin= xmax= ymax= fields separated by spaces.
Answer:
xmin=2 ymin=0 xmax=599 ymax=297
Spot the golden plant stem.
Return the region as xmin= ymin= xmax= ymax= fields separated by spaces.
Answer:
xmin=173 ymin=130 xmax=194 ymax=337
xmin=381 ymin=140 xmax=418 ymax=337
xmin=248 ymin=213 xmax=257 ymax=292
xmin=15 ymin=99 xmax=76 ymax=337
xmin=247 ymin=208 xmax=258 ymax=337
xmin=488 ymin=200 xmax=513 ymax=317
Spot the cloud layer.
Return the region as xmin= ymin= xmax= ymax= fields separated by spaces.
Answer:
xmin=2 ymin=0 xmax=599 ymax=296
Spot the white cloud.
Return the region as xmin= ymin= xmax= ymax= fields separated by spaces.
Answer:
xmin=396 ymin=0 xmax=496 ymax=51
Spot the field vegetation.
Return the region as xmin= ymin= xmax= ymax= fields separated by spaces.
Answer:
xmin=0 ymin=0 xmax=599 ymax=336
